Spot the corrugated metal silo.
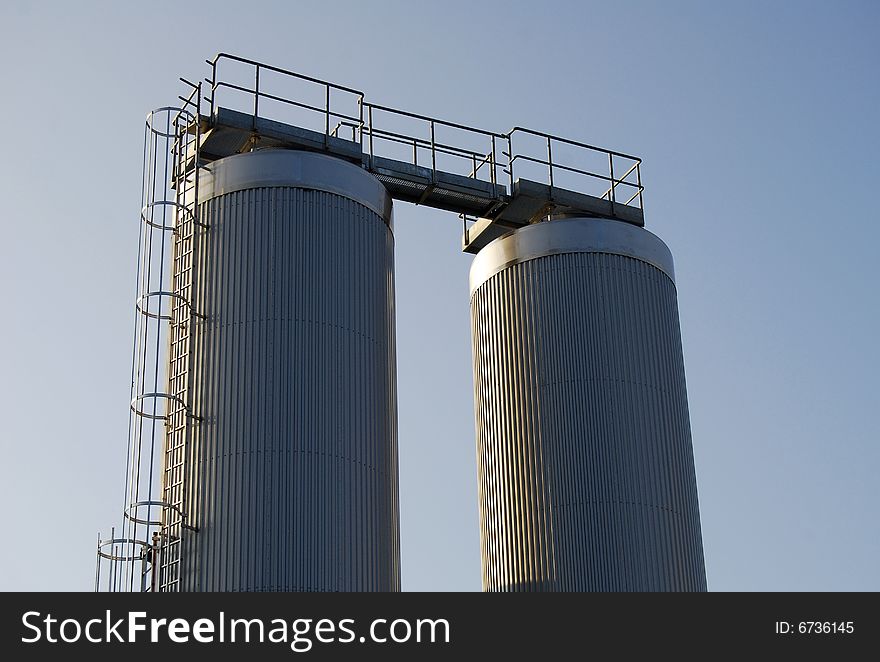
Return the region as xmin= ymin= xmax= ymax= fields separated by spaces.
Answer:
xmin=180 ymin=149 xmax=400 ymax=591
xmin=469 ymin=217 xmax=706 ymax=591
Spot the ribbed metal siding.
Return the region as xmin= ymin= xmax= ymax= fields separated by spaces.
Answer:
xmin=471 ymin=239 xmax=706 ymax=591
xmin=181 ymin=180 xmax=400 ymax=591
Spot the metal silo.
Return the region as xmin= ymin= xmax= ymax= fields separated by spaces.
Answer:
xmin=178 ymin=149 xmax=400 ymax=591
xmin=469 ymin=217 xmax=706 ymax=592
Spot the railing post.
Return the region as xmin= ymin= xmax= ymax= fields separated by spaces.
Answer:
xmin=323 ymin=85 xmax=330 ymax=149
xmin=490 ymin=136 xmax=497 ymax=187
xmin=358 ymin=96 xmax=364 ymax=151
xmin=547 ymin=136 xmax=553 ymax=189
xmin=210 ymin=59 xmax=217 ymax=117
xmin=254 ymin=65 xmax=260 ymax=120
xmin=325 ymin=85 xmax=331 ymax=136
xmin=637 ymin=162 xmax=643 ymax=211
xmin=608 ymin=153 xmax=615 ymax=204
xmin=413 ymin=139 xmax=418 ymax=167
xmin=368 ymin=105 xmax=374 ymax=158
xmin=508 ymin=134 xmax=514 ymax=192
xmin=430 ymin=121 xmax=436 ymax=180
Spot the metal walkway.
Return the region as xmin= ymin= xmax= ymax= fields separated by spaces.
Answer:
xmin=196 ymin=54 xmax=645 ymax=253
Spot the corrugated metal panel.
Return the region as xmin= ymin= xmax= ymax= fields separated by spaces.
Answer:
xmin=179 ymin=156 xmax=400 ymax=591
xmin=470 ymin=221 xmax=706 ymax=591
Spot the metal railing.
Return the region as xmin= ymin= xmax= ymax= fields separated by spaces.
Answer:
xmin=207 ymin=53 xmax=364 ymax=147
xmin=505 ymin=128 xmax=643 ymax=209
xmin=205 ymin=53 xmax=644 ymax=210
xmin=362 ymin=102 xmax=506 ymax=192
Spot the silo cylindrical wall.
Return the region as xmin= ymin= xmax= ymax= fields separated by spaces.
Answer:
xmin=179 ymin=149 xmax=400 ymax=591
xmin=469 ymin=218 xmax=706 ymax=592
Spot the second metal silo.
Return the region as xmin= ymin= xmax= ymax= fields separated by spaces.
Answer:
xmin=469 ymin=217 xmax=706 ymax=591
xmin=176 ymin=149 xmax=400 ymax=591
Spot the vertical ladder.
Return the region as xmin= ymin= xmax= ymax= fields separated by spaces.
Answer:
xmin=159 ymin=83 xmax=202 ymax=592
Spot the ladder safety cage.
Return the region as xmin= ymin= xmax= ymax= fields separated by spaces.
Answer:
xmin=96 ymin=80 xmax=204 ymax=592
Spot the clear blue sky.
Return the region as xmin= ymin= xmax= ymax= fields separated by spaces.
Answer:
xmin=1 ymin=0 xmax=877 ymax=591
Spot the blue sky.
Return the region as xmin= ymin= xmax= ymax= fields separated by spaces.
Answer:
xmin=0 ymin=0 xmax=877 ymax=591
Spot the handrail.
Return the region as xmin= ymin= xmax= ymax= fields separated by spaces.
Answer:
xmin=507 ymin=126 xmax=641 ymax=162
xmin=364 ymin=101 xmax=505 ymax=139
xmin=203 ymin=53 xmax=645 ymax=212
xmin=508 ymin=153 xmax=640 ymax=189
xmin=207 ymin=53 xmax=365 ymax=141
xmin=208 ymin=53 xmax=365 ymax=98
xmin=209 ymin=80 xmax=364 ymax=127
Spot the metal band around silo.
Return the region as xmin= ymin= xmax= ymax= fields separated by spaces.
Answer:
xmin=469 ymin=217 xmax=676 ymax=295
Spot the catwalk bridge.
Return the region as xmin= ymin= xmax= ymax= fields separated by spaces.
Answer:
xmin=189 ymin=53 xmax=645 ymax=253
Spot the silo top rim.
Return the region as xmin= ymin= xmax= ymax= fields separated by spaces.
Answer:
xmin=469 ymin=218 xmax=676 ymax=294
xmin=199 ymin=149 xmax=393 ymax=225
